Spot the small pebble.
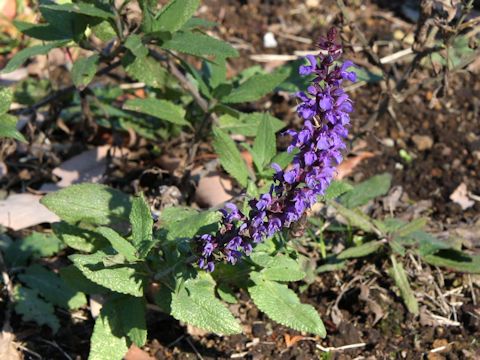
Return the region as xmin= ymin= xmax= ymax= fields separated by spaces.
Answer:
xmin=263 ymin=32 xmax=278 ymax=48
xmin=412 ymin=134 xmax=433 ymax=151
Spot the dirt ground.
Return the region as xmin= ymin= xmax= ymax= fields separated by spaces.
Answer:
xmin=2 ymin=0 xmax=480 ymax=359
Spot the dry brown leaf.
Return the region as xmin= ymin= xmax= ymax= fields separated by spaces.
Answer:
xmin=335 ymin=152 xmax=375 ymax=180
xmin=195 ymin=172 xmax=234 ymax=208
xmin=449 ymin=183 xmax=474 ymax=210
xmin=0 ymin=193 xmax=59 ymax=231
xmin=284 ymin=333 xmax=305 ymax=348
xmin=0 ymin=330 xmax=22 ymax=360
xmin=124 ymin=345 xmax=155 ymax=360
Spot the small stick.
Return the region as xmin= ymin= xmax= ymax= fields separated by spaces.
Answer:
xmin=316 ymin=342 xmax=367 ymax=352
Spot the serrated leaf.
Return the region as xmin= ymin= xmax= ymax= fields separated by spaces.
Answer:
xmin=216 ymin=283 xmax=237 ymax=303
xmin=71 ymin=54 xmax=99 ymax=88
xmin=4 ymin=232 xmax=64 ymax=267
xmin=251 ymin=114 xmax=276 ymax=171
xmin=337 ymin=240 xmax=383 ymax=260
xmin=1 ymin=41 xmax=69 ymax=74
xmin=0 ymin=114 xmax=27 ymax=142
xmin=124 ymin=98 xmax=190 ymax=126
xmin=248 ymin=278 xmax=326 ymax=337
xmin=422 ymin=250 xmax=480 ymax=273
xmin=395 ymin=218 xmax=427 ymax=238
xmin=161 ymin=207 xmax=221 ymax=242
xmin=89 ymin=300 xmax=129 ymax=360
xmin=59 ymin=265 xmax=109 ymax=295
xmin=124 ymin=35 xmax=148 ymax=58
xmin=91 ymin=20 xmax=117 ymax=42
xmin=261 ymin=255 xmax=306 ymax=282
xmin=171 ymin=278 xmax=242 ymax=335
xmin=221 ymin=69 xmax=289 ymax=103
xmin=41 ymin=184 xmax=131 ymax=226
xmin=113 ymin=296 xmax=147 ymax=347
xmin=340 ymin=173 xmax=392 ymax=208
xmin=123 ymin=53 xmax=170 ymax=89
xmin=154 ymin=0 xmax=200 ymax=33
xmin=330 ymin=202 xmax=377 ymax=234
xmin=322 ymin=181 xmax=353 ymax=201
xmin=18 ymin=264 xmax=86 ymax=310
xmin=388 ymin=256 xmax=419 ymax=315
xmin=413 ymin=231 xmax=452 ymax=256
xmin=130 ymin=194 xmax=154 ymax=258
xmin=97 ymin=227 xmax=138 ymax=262
xmin=52 ymin=221 xmax=108 ymax=253
xmin=14 ymin=286 xmax=60 ymax=332
xmin=218 ymin=112 xmax=285 ymax=136
xmin=212 ymin=127 xmax=250 ymax=187
xmin=161 ymin=31 xmax=238 ymax=59
xmin=0 ymin=87 xmax=13 ymax=114
xmin=69 ymin=250 xmax=144 ymax=297
xmin=40 ymin=3 xmax=114 ymax=20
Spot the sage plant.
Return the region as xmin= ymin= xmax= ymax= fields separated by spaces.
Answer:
xmin=197 ymin=28 xmax=357 ymax=271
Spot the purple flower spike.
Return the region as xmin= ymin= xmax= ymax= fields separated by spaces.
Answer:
xmin=195 ymin=28 xmax=356 ymax=271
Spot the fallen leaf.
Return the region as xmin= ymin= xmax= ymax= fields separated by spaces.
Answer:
xmin=335 ymin=152 xmax=375 ymax=180
xmin=0 ymin=329 xmax=22 ymax=360
xmin=124 ymin=344 xmax=155 ymax=360
xmin=195 ymin=172 xmax=234 ymax=208
xmin=449 ymin=183 xmax=474 ymax=210
xmin=0 ymin=193 xmax=59 ymax=231
xmin=284 ymin=333 xmax=305 ymax=348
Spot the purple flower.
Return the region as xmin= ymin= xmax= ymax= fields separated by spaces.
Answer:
xmin=195 ymin=28 xmax=356 ymax=271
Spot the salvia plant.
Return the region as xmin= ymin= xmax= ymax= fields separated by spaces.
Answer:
xmin=1 ymin=1 xmax=479 ymax=360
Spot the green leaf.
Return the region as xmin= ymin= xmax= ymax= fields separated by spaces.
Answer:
xmin=388 ymin=256 xmax=419 ymax=315
xmin=251 ymin=114 xmax=276 ymax=171
xmin=124 ymin=35 xmax=148 ymax=58
xmin=0 ymin=87 xmax=13 ymax=114
xmin=261 ymin=255 xmax=306 ymax=282
xmin=422 ymin=250 xmax=480 ymax=273
xmin=40 ymin=3 xmax=114 ymax=20
xmin=59 ymin=265 xmax=109 ymax=295
xmin=123 ymin=54 xmax=170 ymax=89
xmin=18 ymin=264 xmax=87 ymax=310
xmin=124 ymin=98 xmax=190 ymax=126
xmin=52 ymin=221 xmax=108 ymax=253
xmin=113 ymin=296 xmax=147 ymax=347
xmin=182 ymin=17 xmax=217 ymax=30
xmin=330 ymin=202 xmax=378 ymax=234
xmin=216 ymin=283 xmax=237 ymax=304
xmin=41 ymin=184 xmax=131 ymax=226
xmin=154 ymin=0 xmax=200 ymax=33
xmin=212 ymin=127 xmax=250 ymax=187
xmin=316 ymin=260 xmax=346 ymax=273
xmin=337 ymin=240 xmax=383 ymax=260
xmin=161 ymin=31 xmax=238 ymax=59
xmin=221 ymin=69 xmax=289 ymax=103
xmin=4 ymin=232 xmax=64 ymax=267
xmin=161 ymin=208 xmax=221 ymax=242
xmin=395 ymin=218 xmax=427 ymax=238
xmin=249 ymin=278 xmax=326 ymax=337
xmin=89 ymin=300 xmax=129 ymax=360
xmin=69 ymin=250 xmax=144 ymax=297
xmin=217 ymin=112 xmax=285 ymax=136
xmin=14 ymin=286 xmax=60 ymax=332
xmin=340 ymin=173 xmax=392 ymax=208
xmin=1 ymin=41 xmax=69 ymax=74
xmin=322 ymin=181 xmax=353 ymax=201
xmin=414 ymin=231 xmax=452 ymax=256
xmin=171 ymin=277 xmax=242 ymax=335
xmin=71 ymin=54 xmax=99 ymax=88
xmin=97 ymin=227 xmax=138 ymax=262
xmin=91 ymin=20 xmax=117 ymax=42
xmin=0 ymin=114 xmax=27 ymax=142
xmin=14 ymin=20 xmax=71 ymax=41
xmin=130 ymin=194 xmax=154 ymax=258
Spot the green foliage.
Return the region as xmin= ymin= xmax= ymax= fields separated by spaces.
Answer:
xmin=249 ymin=275 xmax=326 ymax=337
xmin=124 ymin=98 xmax=190 ymax=126
xmin=251 ymin=114 xmax=277 ymax=172
xmin=1 ymin=41 xmax=69 ymax=74
xmin=52 ymin=221 xmax=108 ymax=253
xmin=41 ymin=184 xmax=131 ymax=226
xmin=388 ymin=256 xmax=419 ymax=315
xmin=0 ymin=87 xmax=13 ymax=113
xmin=123 ymin=54 xmax=171 ymax=89
xmin=14 ymin=286 xmax=60 ymax=332
xmin=422 ymin=250 xmax=480 ymax=273
xmin=337 ymin=240 xmax=383 ymax=260
xmin=322 ymin=180 xmax=354 ymax=201
xmin=0 ymin=87 xmax=27 ymax=142
xmin=40 ymin=3 xmax=114 ymax=20
xmin=212 ymin=127 xmax=250 ymax=187
xmin=260 ymin=255 xmax=306 ymax=282
xmin=221 ymin=69 xmax=289 ymax=103
xmin=153 ymin=0 xmax=201 ymax=33
xmin=96 ymin=227 xmax=138 ymax=262
xmin=19 ymin=264 xmax=87 ymax=310
xmin=69 ymin=250 xmax=144 ymax=297
xmin=130 ymin=194 xmax=155 ymax=258
xmin=340 ymin=173 xmax=392 ymax=208
xmin=113 ymin=295 xmax=148 ymax=347
xmin=71 ymin=54 xmax=100 ymax=89
xmin=217 ymin=112 xmax=285 ymax=136
xmin=4 ymin=232 xmax=64 ymax=267
xmin=161 ymin=31 xmax=239 ymax=59
xmin=171 ymin=276 xmax=242 ymax=334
